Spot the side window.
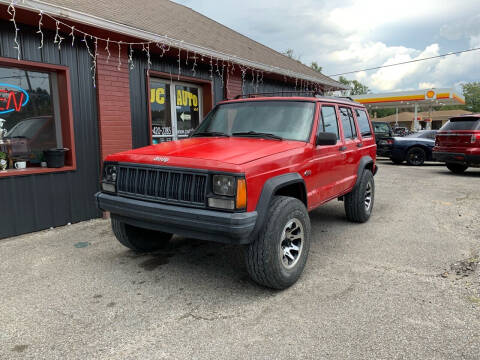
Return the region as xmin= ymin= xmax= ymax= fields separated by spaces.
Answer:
xmin=320 ymin=105 xmax=339 ymax=140
xmin=355 ymin=109 xmax=372 ymax=137
xmin=339 ymin=107 xmax=357 ymax=140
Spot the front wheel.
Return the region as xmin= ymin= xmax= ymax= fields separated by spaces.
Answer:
xmin=446 ymin=163 xmax=468 ymax=174
xmin=111 ymin=218 xmax=173 ymax=252
xmin=344 ymin=170 xmax=374 ymax=223
xmin=406 ymin=147 xmax=426 ymax=166
xmin=246 ymin=196 xmax=311 ymax=290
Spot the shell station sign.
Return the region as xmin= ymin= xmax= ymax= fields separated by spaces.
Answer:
xmin=0 ymin=83 xmax=29 ymax=114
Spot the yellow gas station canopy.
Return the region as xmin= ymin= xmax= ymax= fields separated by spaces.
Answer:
xmin=352 ymin=88 xmax=465 ymax=109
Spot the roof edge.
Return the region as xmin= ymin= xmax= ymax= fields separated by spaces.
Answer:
xmin=1 ymin=0 xmax=344 ymax=89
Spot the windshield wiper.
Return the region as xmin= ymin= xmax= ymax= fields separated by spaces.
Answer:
xmin=191 ymin=131 xmax=230 ymax=138
xmin=232 ymin=131 xmax=283 ymax=140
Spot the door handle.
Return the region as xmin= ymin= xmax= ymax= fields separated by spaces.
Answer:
xmin=357 ymin=143 xmax=363 ymax=148
xmin=339 ymin=146 xmax=347 ymax=151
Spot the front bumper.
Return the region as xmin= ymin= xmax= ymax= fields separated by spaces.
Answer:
xmin=433 ymin=152 xmax=480 ymax=166
xmin=95 ymin=192 xmax=257 ymax=244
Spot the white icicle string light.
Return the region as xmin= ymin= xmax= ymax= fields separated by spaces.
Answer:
xmin=128 ymin=44 xmax=134 ymax=70
xmin=92 ymin=37 xmax=98 ymax=87
xmin=7 ymin=1 xmax=325 ymax=90
xmin=70 ymin=26 xmax=75 ymax=47
xmin=54 ymin=20 xmax=64 ymax=50
xmin=240 ymin=65 xmax=247 ymax=95
xmin=117 ymin=41 xmax=122 ymax=70
xmin=209 ymin=55 xmax=213 ymax=80
xmin=37 ymin=10 xmax=44 ymax=49
xmin=191 ymin=52 xmax=198 ymax=76
xmin=105 ymin=38 xmax=111 ymax=63
xmin=177 ymin=47 xmax=181 ymax=80
xmin=7 ymin=1 xmax=21 ymax=60
xmin=141 ymin=43 xmax=151 ymax=73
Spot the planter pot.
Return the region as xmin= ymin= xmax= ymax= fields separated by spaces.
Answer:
xmin=44 ymin=148 xmax=69 ymax=168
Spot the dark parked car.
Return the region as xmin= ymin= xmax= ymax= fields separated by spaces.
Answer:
xmin=372 ymin=121 xmax=394 ymax=156
xmin=388 ymin=130 xmax=438 ymax=165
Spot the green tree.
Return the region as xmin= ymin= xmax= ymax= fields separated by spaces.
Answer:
xmin=462 ymin=82 xmax=480 ymax=112
xmin=310 ymin=61 xmax=322 ymax=73
xmin=338 ymin=76 xmax=369 ymax=96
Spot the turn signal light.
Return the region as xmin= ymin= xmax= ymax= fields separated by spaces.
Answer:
xmin=236 ymin=178 xmax=247 ymax=209
xmin=471 ymin=134 xmax=478 ymax=144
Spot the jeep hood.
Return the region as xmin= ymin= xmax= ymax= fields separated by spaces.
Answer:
xmin=106 ymin=137 xmax=306 ymax=167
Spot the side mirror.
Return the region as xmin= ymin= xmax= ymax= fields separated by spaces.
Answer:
xmin=316 ymin=132 xmax=338 ymax=146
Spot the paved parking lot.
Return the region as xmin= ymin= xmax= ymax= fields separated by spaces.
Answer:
xmin=1 ymin=161 xmax=479 ymax=359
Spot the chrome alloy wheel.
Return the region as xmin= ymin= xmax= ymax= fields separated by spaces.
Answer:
xmin=280 ymin=218 xmax=304 ymax=269
xmin=364 ymin=181 xmax=373 ymax=211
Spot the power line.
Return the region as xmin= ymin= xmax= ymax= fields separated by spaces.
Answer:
xmin=328 ymin=47 xmax=480 ymax=77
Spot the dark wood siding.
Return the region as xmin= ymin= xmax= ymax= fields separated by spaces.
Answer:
xmin=0 ymin=20 xmax=101 ymax=239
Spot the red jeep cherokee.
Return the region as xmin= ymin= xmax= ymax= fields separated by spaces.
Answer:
xmin=96 ymin=95 xmax=377 ymax=289
xmin=433 ymin=114 xmax=480 ymax=174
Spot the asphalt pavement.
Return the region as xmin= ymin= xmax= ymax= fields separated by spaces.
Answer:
xmin=1 ymin=160 xmax=479 ymax=359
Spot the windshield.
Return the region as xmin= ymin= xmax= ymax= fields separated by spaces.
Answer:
xmin=372 ymin=122 xmax=390 ymax=133
xmin=193 ymin=101 xmax=316 ymax=142
xmin=440 ymin=118 xmax=480 ymax=131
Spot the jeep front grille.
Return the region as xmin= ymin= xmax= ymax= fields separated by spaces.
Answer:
xmin=117 ymin=165 xmax=207 ymax=207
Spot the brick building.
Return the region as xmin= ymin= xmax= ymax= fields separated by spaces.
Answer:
xmin=0 ymin=0 xmax=343 ymax=239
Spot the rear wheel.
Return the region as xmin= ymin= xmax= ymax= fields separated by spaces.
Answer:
xmin=344 ymin=170 xmax=374 ymax=223
xmin=446 ymin=163 xmax=468 ymax=174
xmin=111 ymin=218 xmax=173 ymax=252
xmin=246 ymin=196 xmax=311 ymax=290
xmin=406 ymin=147 xmax=426 ymax=166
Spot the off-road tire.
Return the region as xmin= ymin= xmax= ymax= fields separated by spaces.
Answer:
xmin=446 ymin=163 xmax=468 ymax=174
xmin=246 ymin=196 xmax=311 ymax=290
xmin=406 ymin=147 xmax=426 ymax=166
xmin=111 ymin=218 xmax=173 ymax=252
xmin=344 ymin=170 xmax=374 ymax=223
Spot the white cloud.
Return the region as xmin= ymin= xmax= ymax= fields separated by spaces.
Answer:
xmin=174 ymin=0 xmax=480 ymax=93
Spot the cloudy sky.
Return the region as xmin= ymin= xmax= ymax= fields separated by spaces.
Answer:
xmin=173 ymin=0 xmax=480 ymax=93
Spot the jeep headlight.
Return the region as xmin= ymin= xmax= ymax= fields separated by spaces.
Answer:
xmin=213 ymin=175 xmax=235 ymax=196
xmin=103 ymin=164 xmax=117 ymax=183
xmin=102 ymin=163 xmax=117 ymax=193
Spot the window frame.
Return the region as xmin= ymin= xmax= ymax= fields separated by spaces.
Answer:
xmin=318 ymin=104 xmax=340 ymax=141
xmin=354 ymin=108 xmax=373 ymax=138
xmin=339 ymin=106 xmax=358 ymax=140
xmin=0 ymin=57 xmax=76 ymax=178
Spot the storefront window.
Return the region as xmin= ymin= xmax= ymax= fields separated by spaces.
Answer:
xmin=150 ymin=80 xmax=173 ymax=143
xmin=149 ymin=78 xmax=202 ymax=143
xmin=0 ymin=66 xmax=61 ymax=171
xmin=175 ymin=85 xmax=200 ymax=138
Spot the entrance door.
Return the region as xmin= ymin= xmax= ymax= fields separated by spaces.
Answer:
xmin=149 ymin=79 xmax=202 ymax=143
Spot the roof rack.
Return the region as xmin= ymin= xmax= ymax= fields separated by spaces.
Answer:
xmin=234 ymin=91 xmax=322 ymax=99
xmin=233 ymin=91 xmax=354 ymax=102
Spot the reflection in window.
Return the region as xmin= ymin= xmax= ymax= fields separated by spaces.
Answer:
xmin=0 ymin=67 xmax=60 ymax=170
xmin=355 ymin=109 xmax=372 ymax=137
xmin=320 ymin=106 xmax=339 ymax=139
xmin=339 ymin=107 xmax=357 ymax=140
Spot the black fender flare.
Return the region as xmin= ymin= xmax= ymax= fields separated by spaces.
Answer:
xmin=251 ymin=173 xmax=306 ymax=239
xmin=354 ymin=156 xmax=375 ymax=189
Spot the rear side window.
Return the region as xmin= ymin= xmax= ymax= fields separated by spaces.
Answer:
xmin=355 ymin=109 xmax=372 ymax=137
xmin=440 ymin=118 xmax=480 ymax=131
xmin=339 ymin=107 xmax=357 ymax=139
xmin=320 ymin=105 xmax=339 ymax=139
